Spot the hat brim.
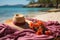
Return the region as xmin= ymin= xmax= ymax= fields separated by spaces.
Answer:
xmin=4 ymin=19 xmax=31 ymax=31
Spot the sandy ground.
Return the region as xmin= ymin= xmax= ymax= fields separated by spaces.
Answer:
xmin=34 ymin=12 xmax=60 ymax=23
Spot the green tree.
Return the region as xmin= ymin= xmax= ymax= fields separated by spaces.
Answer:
xmin=45 ymin=0 xmax=52 ymax=4
xmin=37 ymin=0 xmax=52 ymax=4
xmin=28 ymin=0 xmax=35 ymax=4
xmin=52 ymin=0 xmax=56 ymax=4
xmin=37 ymin=0 xmax=43 ymax=3
xmin=28 ymin=0 xmax=60 ymax=8
xmin=52 ymin=0 xmax=59 ymax=8
xmin=58 ymin=0 xmax=60 ymax=4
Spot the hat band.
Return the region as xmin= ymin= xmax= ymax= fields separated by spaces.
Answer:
xmin=13 ymin=22 xmax=25 ymax=26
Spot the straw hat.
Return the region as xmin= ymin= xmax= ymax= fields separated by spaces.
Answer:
xmin=4 ymin=14 xmax=31 ymax=30
xmin=13 ymin=14 xmax=25 ymax=24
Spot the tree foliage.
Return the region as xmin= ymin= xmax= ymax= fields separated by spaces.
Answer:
xmin=28 ymin=0 xmax=35 ymax=4
xmin=28 ymin=0 xmax=60 ymax=4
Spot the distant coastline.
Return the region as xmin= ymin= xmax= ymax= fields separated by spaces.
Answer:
xmin=0 ymin=4 xmax=60 ymax=8
xmin=0 ymin=4 xmax=26 ymax=8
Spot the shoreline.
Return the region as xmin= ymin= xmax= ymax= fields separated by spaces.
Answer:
xmin=0 ymin=11 xmax=60 ymax=23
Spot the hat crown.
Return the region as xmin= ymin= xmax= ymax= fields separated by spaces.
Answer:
xmin=13 ymin=14 xmax=25 ymax=23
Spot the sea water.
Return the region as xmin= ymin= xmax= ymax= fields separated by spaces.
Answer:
xmin=0 ymin=7 xmax=51 ymax=23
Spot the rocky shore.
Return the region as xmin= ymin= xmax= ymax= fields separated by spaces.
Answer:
xmin=26 ymin=3 xmax=60 ymax=8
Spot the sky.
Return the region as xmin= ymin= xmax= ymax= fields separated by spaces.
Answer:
xmin=0 ymin=0 xmax=31 ymax=6
xmin=0 ymin=0 xmax=37 ymax=6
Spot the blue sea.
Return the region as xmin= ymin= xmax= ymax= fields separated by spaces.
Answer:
xmin=0 ymin=7 xmax=51 ymax=23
